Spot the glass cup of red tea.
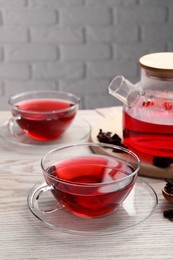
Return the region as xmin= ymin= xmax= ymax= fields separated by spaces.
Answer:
xmin=8 ymin=90 xmax=80 ymax=141
xmin=38 ymin=142 xmax=140 ymax=218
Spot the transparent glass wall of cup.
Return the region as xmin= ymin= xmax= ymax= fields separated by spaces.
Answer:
xmin=109 ymin=52 xmax=173 ymax=164
xmin=8 ymin=90 xmax=80 ymax=141
xmin=36 ymin=142 xmax=140 ymax=218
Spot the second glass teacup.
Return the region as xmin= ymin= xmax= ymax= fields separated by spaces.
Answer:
xmin=8 ymin=90 xmax=80 ymax=141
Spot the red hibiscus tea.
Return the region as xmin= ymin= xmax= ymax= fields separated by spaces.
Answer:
xmin=45 ymin=155 xmax=136 ymax=218
xmin=14 ymin=99 xmax=76 ymax=141
xmin=9 ymin=91 xmax=79 ymax=141
xmin=123 ymin=95 xmax=173 ymax=162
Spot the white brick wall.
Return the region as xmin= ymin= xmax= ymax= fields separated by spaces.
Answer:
xmin=0 ymin=0 xmax=172 ymax=110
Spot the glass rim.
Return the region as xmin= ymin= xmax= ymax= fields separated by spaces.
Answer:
xmin=41 ymin=142 xmax=141 ymax=187
xmin=8 ymin=90 xmax=80 ymax=114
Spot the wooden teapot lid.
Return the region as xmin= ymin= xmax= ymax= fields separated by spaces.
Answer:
xmin=139 ymin=52 xmax=173 ymax=78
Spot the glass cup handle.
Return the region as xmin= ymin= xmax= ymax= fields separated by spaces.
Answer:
xmin=8 ymin=116 xmax=25 ymax=136
xmin=29 ymin=183 xmax=64 ymax=214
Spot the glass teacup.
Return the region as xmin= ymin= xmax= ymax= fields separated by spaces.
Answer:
xmin=8 ymin=90 xmax=80 ymax=141
xmin=37 ymin=143 xmax=140 ymax=218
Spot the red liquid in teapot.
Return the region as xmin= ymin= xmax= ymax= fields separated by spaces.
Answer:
xmin=47 ymin=155 xmax=135 ymax=218
xmin=14 ymin=99 xmax=76 ymax=141
xmin=123 ymin=96 xmax=173 ymax=161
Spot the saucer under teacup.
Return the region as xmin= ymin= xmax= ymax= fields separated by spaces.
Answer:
xmin=27 ymin=178 xmax=158 ymax=236
xmin=0 ymin=117 xmax=91 ymax=152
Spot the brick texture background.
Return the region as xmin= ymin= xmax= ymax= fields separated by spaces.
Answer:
xmin=0 ymin=0 xmax=172 ymax=110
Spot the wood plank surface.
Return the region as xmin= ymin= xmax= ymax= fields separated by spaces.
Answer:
xmin=0 ymin=109 xmax=173 ymax=260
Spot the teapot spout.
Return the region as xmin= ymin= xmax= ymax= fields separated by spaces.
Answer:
xmin=108 ymin=75 xmax=141 ymax=106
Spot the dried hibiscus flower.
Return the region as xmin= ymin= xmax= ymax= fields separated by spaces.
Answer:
xmin=162 ymin=179 xmax=173 ymax=221
xmin=97 ymin=129 xmax=127 ymax=152
xmin=164 ymin=179 xmax=173 ymax=194
xmin=163 ymin=209 xmax=173 ymax=221
xmin=153 ymin=156 xmax=173 ymax=168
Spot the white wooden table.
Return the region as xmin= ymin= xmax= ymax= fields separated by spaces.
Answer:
xmin=0 ymin=107 xmax=173 ymax=260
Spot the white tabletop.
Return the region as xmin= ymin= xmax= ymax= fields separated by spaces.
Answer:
xmin=0 ymin=107 xmax=172 ymax=260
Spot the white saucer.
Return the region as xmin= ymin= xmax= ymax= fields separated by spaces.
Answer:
xmin=0 ymin=117 xmax=91 ymax=153
xmin=27 ymin=178 xmax=158 ymax=236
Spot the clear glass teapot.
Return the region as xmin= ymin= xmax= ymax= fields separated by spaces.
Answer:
xmin=108 ymin=52 xmax=173 ymax=166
